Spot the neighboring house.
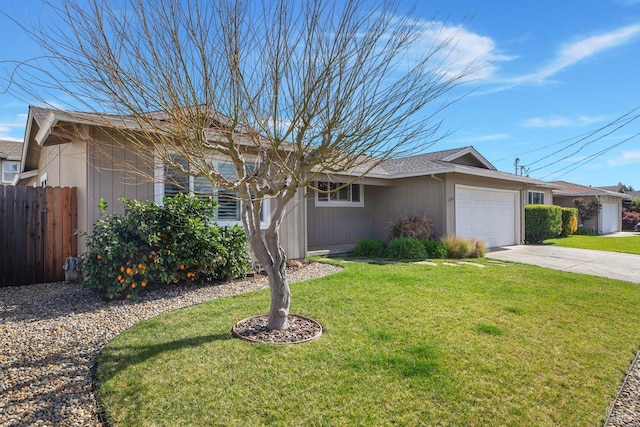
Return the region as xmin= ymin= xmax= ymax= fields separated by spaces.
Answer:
xmin=550 ymin=180 xmax=627 ymax=234
xmin=17 ymin=105 xmax=553 ymax=257
xmin=596 ymin=184 xmax=635 ymax=210
xmin=0 ymin=139 xmax=23 ymax=185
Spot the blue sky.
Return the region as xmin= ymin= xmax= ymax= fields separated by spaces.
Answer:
xmin=1 ymin=0 xmax=640 ymax=188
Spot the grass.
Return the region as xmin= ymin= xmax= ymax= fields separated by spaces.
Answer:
xmin=545 ymin=235 xmax=640 ymax=254
xmin=96 ymin=260 xmax=640 ymax=426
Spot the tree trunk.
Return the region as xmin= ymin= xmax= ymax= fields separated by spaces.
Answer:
xmin=246 ymin=198 xmax=291 ymax=330
xmin=265 ymin=254 xmax=290 ymax=330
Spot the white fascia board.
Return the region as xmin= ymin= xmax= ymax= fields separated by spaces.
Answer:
xmin=34 ymin=111 xmax=59 ymax=147
xmin=441 ymin=147 xmax=496 ymax=170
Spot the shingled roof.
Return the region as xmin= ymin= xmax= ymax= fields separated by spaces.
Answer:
xmin=549 ymin=180 xmax=629 ymax=198
xmin=0 ymin=140 xmax=23 ymax=160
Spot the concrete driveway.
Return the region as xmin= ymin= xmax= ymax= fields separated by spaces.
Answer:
xmin=486 ymin=245 xmax=640 ymax=284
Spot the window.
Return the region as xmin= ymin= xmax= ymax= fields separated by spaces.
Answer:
xmin=315 ymin=181 xmax=363 ymax=207
xmin=157 ymin=154 xmax=268 ymax=226
xmin=528 ymin=191 xmax=545 ymax=204
xmin=2 ymin=161 xmax=19 ymax=184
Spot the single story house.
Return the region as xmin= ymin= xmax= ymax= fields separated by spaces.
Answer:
xmin=596 ymin=184 xmax=638 ymax=210
xmin=550 ymin=180 xmax=627 ymax=234
xmin=0 ymin=139 xmax=23 ymax=185
xmin=17 ymin=106 xmax=554 ymax=258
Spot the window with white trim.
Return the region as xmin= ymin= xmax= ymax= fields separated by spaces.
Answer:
xmin=2 ymin=161 xmax=19 ymax=184
xmin=157 ymin=154 xmax=269 ymax=226
xmin=315 ymin=181 xmax=364 ymax=207
xmin=528 ymin=191 xmax=545 ymax=204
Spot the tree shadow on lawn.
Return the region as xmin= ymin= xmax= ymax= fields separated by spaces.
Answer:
xmin=97 ymin=332 xmax=232 ymax=382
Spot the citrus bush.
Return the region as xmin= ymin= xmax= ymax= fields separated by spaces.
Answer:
xmin=81 ymin=195 xmax=249 ymax=300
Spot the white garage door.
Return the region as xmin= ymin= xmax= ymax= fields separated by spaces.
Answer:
xmin=601 ymin=202 xmax=619 ymax=234
xmin=455 ymin=185 xmax=519 ymax=247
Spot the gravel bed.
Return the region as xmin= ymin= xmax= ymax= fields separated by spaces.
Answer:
xmin=605 ymin=350 xmax=640 ymax=426
xmin=0 ymin=262 xmax=341 ymax=427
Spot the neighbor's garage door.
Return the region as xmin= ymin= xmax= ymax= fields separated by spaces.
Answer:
xmin=455 ymin=185 xmax=518 ymax=247
xmin=601 ymin=202 xmax=619 ymax=234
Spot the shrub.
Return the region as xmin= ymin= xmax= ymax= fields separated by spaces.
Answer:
xmin=622 ymin=208 xmax=640 ymax=230
xmin=440 ymin=235 xmax=472 ymax=259
xmin=384 ymin=238 xmax=427 ymax=260
xmin=468 ymin=238 xmax=487 ymax=258
xmin=440 ymin=235 xmax=486 ymax=258
xmin=524 ymin=204 xmax=562 ymax=244
xmin=421 ymin=240 xmax=447 ymax=259
xmin=560 ymin=207 xmax=578 ymax=237
xmin=629 ymin=197 xmax=640 ymax=213
xmin=573 ymin=197 xmax=601 ymax=223
xmin=388 ymin=213 xmax=434 ymax=241
xmin=81 ymin=194 xmax=250 ymax=300
xmin=353 ymin=237 xmax=385 ymax=258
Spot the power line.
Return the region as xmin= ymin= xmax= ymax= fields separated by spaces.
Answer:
xmin=508 ymin=105 xmax=640 ymax=179
xmin=539 ymin=130 xmax=640 ymax=180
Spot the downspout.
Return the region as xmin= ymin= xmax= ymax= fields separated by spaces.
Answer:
xmin=596 ymin=195 xmax=601 ymax=234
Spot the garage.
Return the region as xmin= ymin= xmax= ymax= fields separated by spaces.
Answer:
xmin=601 ymin=202 xmax=620 ymax=234
xmin=455 ymin=185 xmax=519 ymax=247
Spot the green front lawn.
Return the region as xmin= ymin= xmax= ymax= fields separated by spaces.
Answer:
xmin=96 ymin=260 xmax=640 ymax=426
xmin=545 ymin=235 xmax=640 ymax=254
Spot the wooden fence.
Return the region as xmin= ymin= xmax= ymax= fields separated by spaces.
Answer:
xmin=0 ymin=186 xmax=77 ymax=286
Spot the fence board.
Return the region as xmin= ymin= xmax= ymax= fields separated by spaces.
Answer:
xmin=0 ymin=185 xmax=77 ymax=286
xmin=13 ymin=186 xmax=27 ymax=285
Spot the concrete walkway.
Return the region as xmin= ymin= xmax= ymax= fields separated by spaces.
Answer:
xmin=486 ymin=245 xmax=640 ymax=284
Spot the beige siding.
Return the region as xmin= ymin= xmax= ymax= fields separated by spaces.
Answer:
xmin=279 ymin=188 xmax=307 ymax=259
xmin=83 ymin=128 xmax=154 ymax=251
xmin=307 ymin=185 xmax=377 ymax=248
xmin=307 ymin=176 xmax=446 ymax=250
xmin=373 ymin=176 xmax=445 ymax=240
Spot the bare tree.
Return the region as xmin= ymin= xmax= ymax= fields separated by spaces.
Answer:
xmin=9 ymin=0 xmax=472 ymax=329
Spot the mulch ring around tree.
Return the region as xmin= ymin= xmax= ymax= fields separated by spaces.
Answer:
xmin=232 ymin=314 xmax=322 ymax=344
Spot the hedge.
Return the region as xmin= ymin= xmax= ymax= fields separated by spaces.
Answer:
xmin=560 ymin=207 xmax=578 ymax=237
xmin=525 ymin=204 xmax=562 ymax=244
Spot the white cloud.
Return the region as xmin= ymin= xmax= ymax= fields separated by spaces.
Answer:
xmin=408 ymin=21 xmax=515 ymax=82
xmin=607 ymin=150 xmax=640 ymax=166
xmin=514 ymin=24 xmax=640 ymax=84
xmin=522 ymin=116 xmax=571 ymax=128
xmin=521 ymin=114 xmax=607 ymax=128
xmin=0 ymin=112 xmax=28 ymax=140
